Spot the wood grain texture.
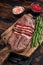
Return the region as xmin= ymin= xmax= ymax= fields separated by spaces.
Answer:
xmin=0 ymin=47 xmax=10 ymax=65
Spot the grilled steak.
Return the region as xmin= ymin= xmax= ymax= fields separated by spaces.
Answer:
xmin=8 ymin=14 xmax=35 ymax=53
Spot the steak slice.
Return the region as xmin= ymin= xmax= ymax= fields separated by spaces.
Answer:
xmin=8 ymin=32 xmax=22 ymax=52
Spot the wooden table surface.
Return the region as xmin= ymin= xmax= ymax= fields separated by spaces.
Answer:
xmin=0 ymin=0 xmax=43 ymax=65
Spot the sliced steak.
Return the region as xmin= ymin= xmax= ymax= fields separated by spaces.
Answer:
xmin=8 ymin=14 xmax=35 ymax=53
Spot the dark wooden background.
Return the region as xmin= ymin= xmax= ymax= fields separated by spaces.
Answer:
xmin=0 ymin=0 xmax=43 ymax=65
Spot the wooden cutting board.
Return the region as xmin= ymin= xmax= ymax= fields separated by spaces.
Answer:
xmin=1 ymin=14 xmax=43 ymax=57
